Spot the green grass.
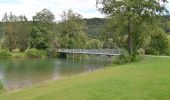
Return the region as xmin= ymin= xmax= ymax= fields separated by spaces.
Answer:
xmin=11 ymin=52 xmax=26 ymax=58
xmin=0 ymin=57 xmax=170 ymax=100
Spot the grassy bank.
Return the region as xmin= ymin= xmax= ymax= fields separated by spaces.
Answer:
xmin=0 ymin=57 xmax=170 ymax=100
xmin=0 ymin=49 xmax=47 ymax=58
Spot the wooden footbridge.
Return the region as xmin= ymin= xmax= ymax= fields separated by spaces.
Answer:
xmin=58 ymin=49 xmax=120 ymax=56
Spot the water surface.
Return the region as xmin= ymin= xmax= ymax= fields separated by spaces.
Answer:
xmin=0 ymin=58 xmax=110 ymax=90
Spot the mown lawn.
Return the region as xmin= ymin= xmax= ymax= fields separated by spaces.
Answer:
xmin=0 ymin=57 xmax=170 ymax=100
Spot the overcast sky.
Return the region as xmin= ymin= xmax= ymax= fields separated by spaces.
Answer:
xmin=0 ymin=0 xmax=170 ymax=21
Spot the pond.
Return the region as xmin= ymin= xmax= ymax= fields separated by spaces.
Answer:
xmin=0 ymin=57 xmax=110 ymax=90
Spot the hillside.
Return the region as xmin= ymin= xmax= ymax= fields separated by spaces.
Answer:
xmin=83 ymin=18 xmax=106 ymax=38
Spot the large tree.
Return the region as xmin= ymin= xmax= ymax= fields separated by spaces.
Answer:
xmin=2 ymin=12 xmax=30 ymax=51
xmin=32 ymin=8 xmax=55 ymax=24
xmin=30 ymin=8 xmax=55 ymax=49
xmin=96 ymin=0 xmax=168 ymax=55
xmin=59 ymin=9 xmax=87 ymax=49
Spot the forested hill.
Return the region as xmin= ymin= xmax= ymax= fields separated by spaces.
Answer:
xmin=55 ymin=18 xmax=106 ymax=38
xmin=83 ymin=18 xmax=106 ymax=38
xmin=83 ymin=16 xmax=170 ymax=36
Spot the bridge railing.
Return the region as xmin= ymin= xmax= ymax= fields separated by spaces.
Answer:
xmin=58 ymin=49 xmax=120 ymax=56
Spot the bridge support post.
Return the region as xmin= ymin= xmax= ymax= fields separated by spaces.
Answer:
xmin=66 ymin=54 xmax=68 ymax=59
xmin=80 ymin=55 xmax=82 ymax=60
xmin=73 ymin=54 xmax=75 ymax=60
xmin=107 ymin=55 xmax=112 ymax=63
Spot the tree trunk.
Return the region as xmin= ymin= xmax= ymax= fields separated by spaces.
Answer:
xmin=127 ymin=17 xmax=133 ymax=55
xmin=128 ymin=34 xmax=133 ymax=55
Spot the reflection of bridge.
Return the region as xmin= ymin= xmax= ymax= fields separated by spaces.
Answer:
xmin=58 ymin=49 xmax=120 ymax=56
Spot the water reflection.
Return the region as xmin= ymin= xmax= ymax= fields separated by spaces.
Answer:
xmin=0 ymin=57 xmax=110 ymax=90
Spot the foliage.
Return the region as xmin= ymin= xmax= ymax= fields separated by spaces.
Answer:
xmin=136 ymin=48 xmax=145 ymax=59
xmin=47 ymin=34 xmax=60 ymax=57
xmin=30 ymin=26 xmax=52 ymax=49
xmin=115 ymin=48 xmax=145 ymax=64
xmin=165 ymin=39 xmax=170 ymax=55
xmin=0 ymin=49 xmax=11 ymax=57
xmin=147 ymin=28 xmax=169 ymax=55
xmin=30 ymin=9 xmax=55 ymax=50
xmin=85 ymin=39 xmax=102 ymax=49
xmin=166 ymin=47 xmax=170 ymax=56
xmin=33 ymin=9 xmax=55 ymax=24
xmin=115 ymin=49 xmax=130 ymax=64
xmin=83 ymin=18 xmax=106 ymax=38
xmin=59 ymin=9 xmax=88 ymax=49
xmin=97 ymin=0 xmax=168 ymax=55
xmin=0 ymin=80 xmax=4 ymax=91
xmin=46 ymin=48 xmax=59 ymax=58
xmin=2 ymin=12 xmax=30 ymax=51
xmin=26 ymin=48 xmax=47 ymax=58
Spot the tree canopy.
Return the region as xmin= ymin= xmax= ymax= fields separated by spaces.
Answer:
xmin=59 ymin=9 xmax=87 ymax=49
xmin=97 ymin=0 xmax=168 ymax=55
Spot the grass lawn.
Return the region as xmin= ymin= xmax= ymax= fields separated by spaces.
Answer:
xmin=0 ymin=57 xmax=170 ymax=100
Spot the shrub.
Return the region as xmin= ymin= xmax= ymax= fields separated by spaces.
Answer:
xmin=148 ymin=28 xmax=169 ymax=55
xmin=130 ymin=53 xmax=140 ymax=62
xmin=136 ymin=48 xmax=145 ymax=59
xmin=26 ymin=48 xmax=47 ymax=58
xmin=145 ymin=48 xmax=159 ymax=55
xmin=46 ymin=48 xmax=59 ymax=58
xmin=0 ymin=49 xmax=11 ymax=57
xmin=115 ymin=48 xmax=144 ymax=64
xmin=115 ymin=49 xmax=130 ymax=64
xmin=166 ymin=47 xmax=170 ymax=56
xmin=0 ymin=79 xmax=4 ymax=90
xmin=137 ymin=48 xmax=145 ymax=55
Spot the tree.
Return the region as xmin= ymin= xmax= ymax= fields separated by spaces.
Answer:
xmin=2 ymin=12 xmax=18 ymax=51
xmin=16 ymin=15 xmax=30 ymax=51
xmin=32 ymin=8 xmax=55 ymax=24
xmin=96 ymin=0 xmax=168 ymax=55
xmin=59 ymin=9 xmax=87 ymax=49
xmin=85 ymin=39 xmax=101 ymax=49
xmin=148 ymin=27 xmax=169 ymax=55
xmin=2 ymin=12 xmax=29 ymax=51
xmin=30 ymin=26 xmax=52 ymax=49
xmin=30 ymin=8 xmax=55 ymax=50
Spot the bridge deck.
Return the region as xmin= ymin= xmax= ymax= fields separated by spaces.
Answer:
xmin=58 ymin=49 xmax=120 ymax=56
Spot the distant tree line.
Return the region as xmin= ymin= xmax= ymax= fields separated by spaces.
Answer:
xmin=0 ymin=9 xmax=103 ymax=53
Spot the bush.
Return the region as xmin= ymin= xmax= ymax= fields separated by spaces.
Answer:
xmin=26 ymin=48 xmax=47 ymax=58
xmin=136 ymin=48 xmax=145 ymax=59
xmin=0 ymin=79 xmax=4 ymax=90
xmin=137 ymin=48 xmax=145 ymax=55
xmin=145 ymin=48 xmax=159 ymax=55
xmin=115 ymin=49 xmax=131 ymax=64
xmin=0 ymin=49 xmax=11 ymax=57
xmin=130 ymin=53 xmax=140 ymax=62
xmin=148 ymin=28 xmax=169 ymax=55
xmin=166 ymin=47 xmax=170 ymax=56
xmin=115 ymin=49 xmax=143 ymax=64
xmin=46 ymin=48 xmax=59 ymax=58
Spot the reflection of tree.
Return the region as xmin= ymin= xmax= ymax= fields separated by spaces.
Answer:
xmin=57 ymin=57 xmax=109 ymax=76
xmin=3 ymin=59 xmax=56 ymax=90
xmin=0 ymin=58 xmax=110 ymax=90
